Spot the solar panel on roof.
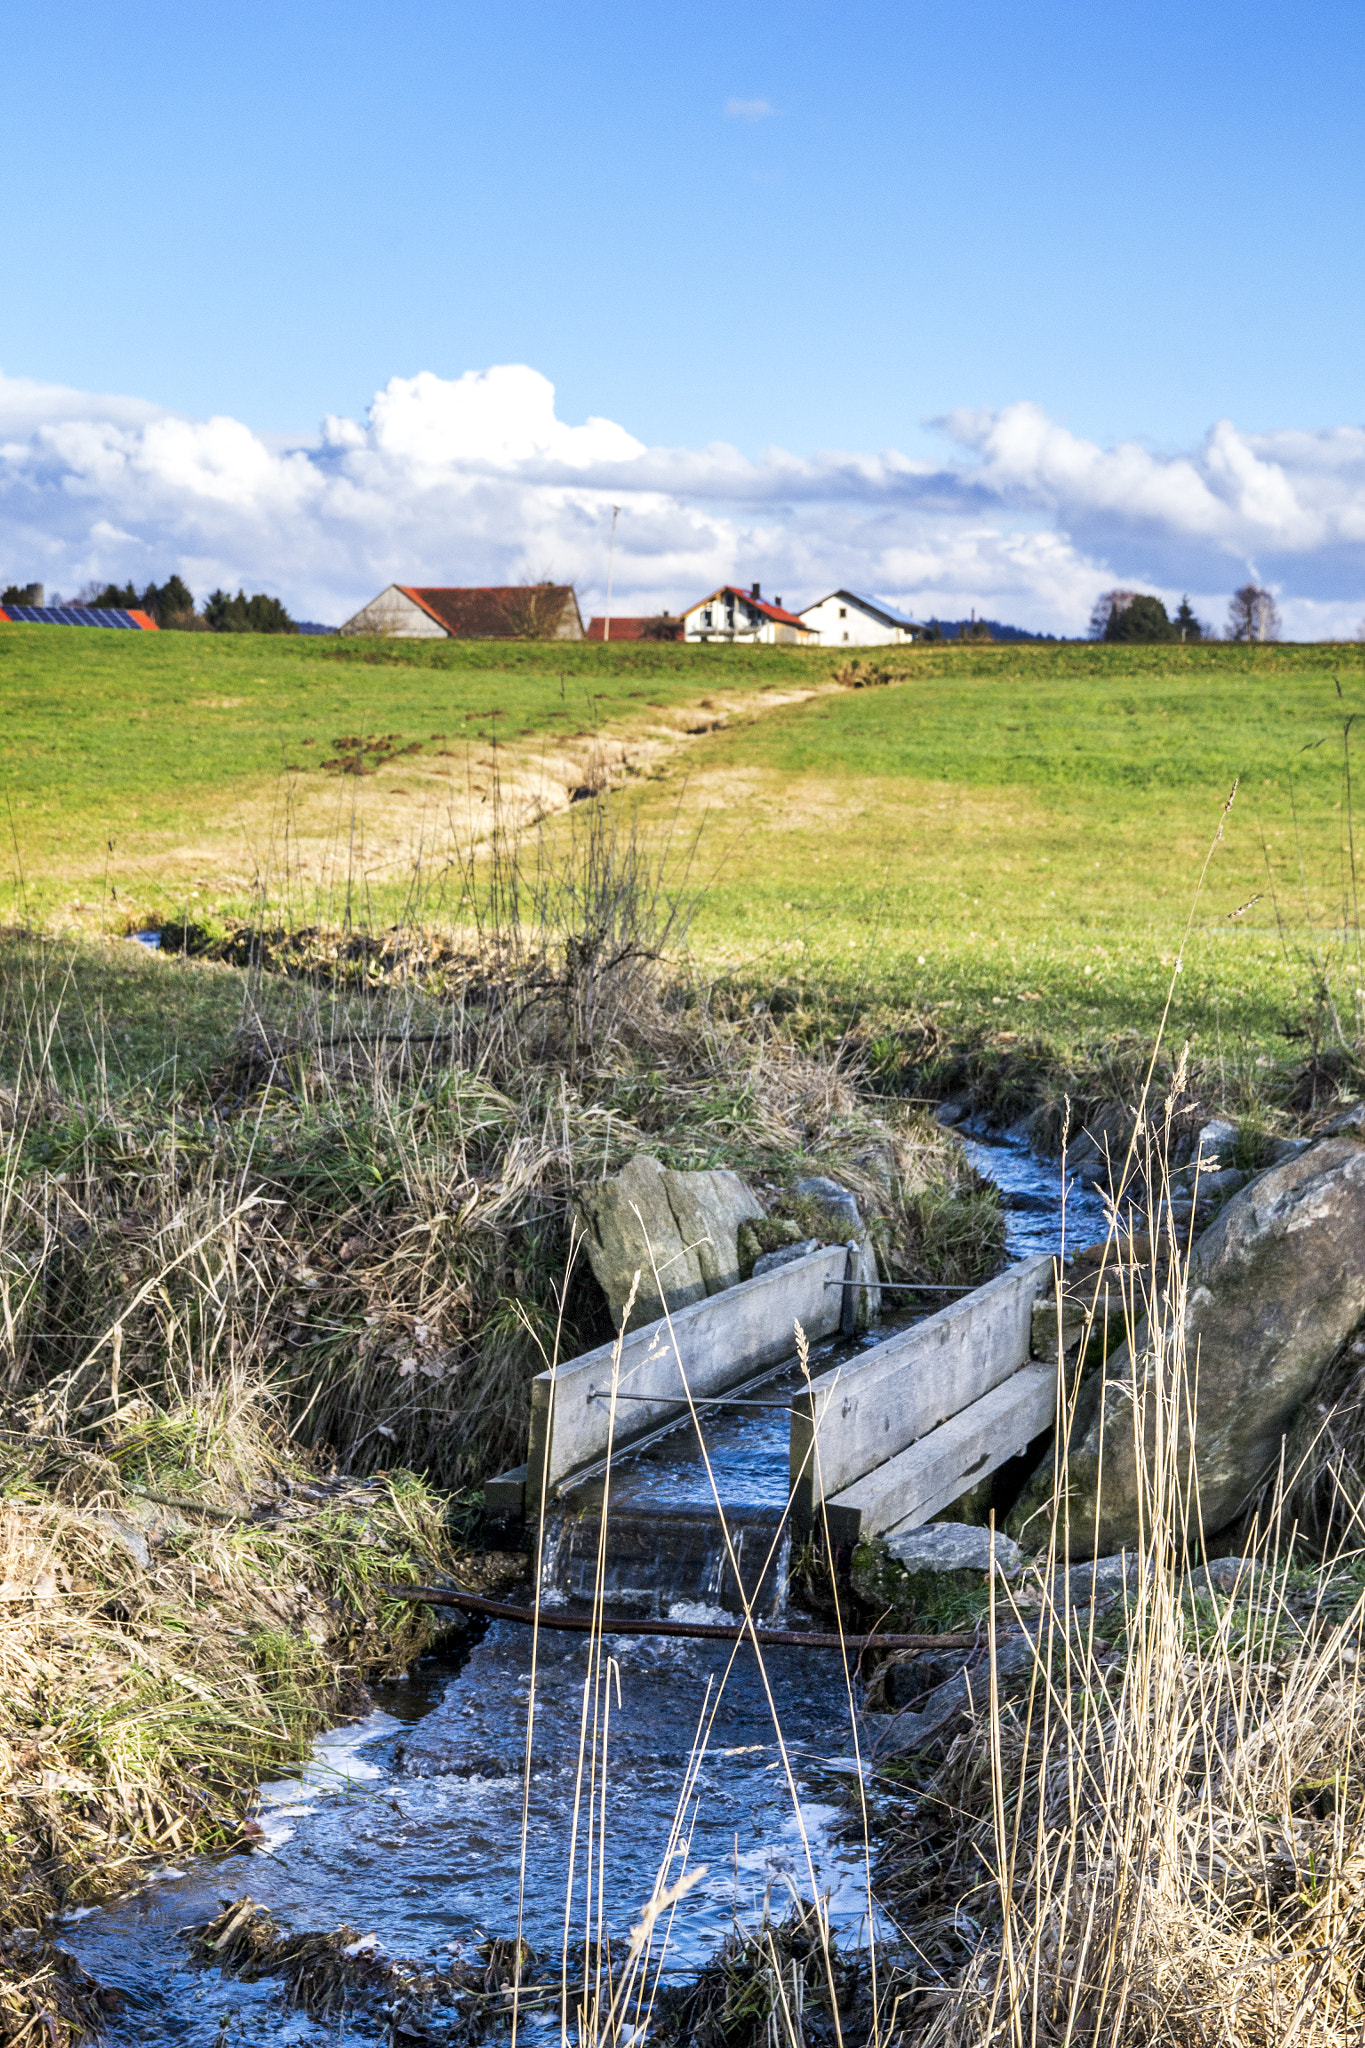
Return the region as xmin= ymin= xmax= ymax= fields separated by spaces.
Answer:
xmin=2 ymin=605 xmax=142 ymax=628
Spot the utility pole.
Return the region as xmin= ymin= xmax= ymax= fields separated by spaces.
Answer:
xmin=603 ymin=504 xmax=622 ymax=643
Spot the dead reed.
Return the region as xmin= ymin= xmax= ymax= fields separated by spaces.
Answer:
xmin=0 ymin=908 xmax=999 ymax=1494
xmin=867 ymin=1128 xmax=1365 ymax=2047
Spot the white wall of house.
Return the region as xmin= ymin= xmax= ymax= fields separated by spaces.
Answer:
xmin=339 ymin=586 xmax=447 ymax=637
xmin=683 ymin=592 xmax=811 ymax=645
xmin=799 ymin=593 xmax=915 ymax=646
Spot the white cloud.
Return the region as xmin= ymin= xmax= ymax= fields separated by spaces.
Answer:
xmin=2 ymin=362 xmax=1364 ymax=633
xmin=724 ymin=97 xmax=774 ymax=119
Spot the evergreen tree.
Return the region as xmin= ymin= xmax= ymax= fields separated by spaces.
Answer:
xmin=1173 ymin=596 xmax=1202 ymax=642
xmin=87 ymin=575 xmax=198 ymax=623
xmin=203 ymin=588 xmax=296 ymax=634
xmin=1089 ymin=589 xmax=1140 ymax=638
xmin=140 ymin=575 xmax=197 ymax=626
xmin=91 ymin=580 xmax=142 ymax=610
xmin=1103 ymin=594 xmax=1175 ymax=642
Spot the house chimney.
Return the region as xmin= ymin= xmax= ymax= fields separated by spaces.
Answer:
xmin=774 ymin=597 xmax=782 ymax=609
xmin=751 ymin=582 xmax=760 ymax=600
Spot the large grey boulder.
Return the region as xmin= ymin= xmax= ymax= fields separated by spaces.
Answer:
xmin=794 ymin=1175 xmax=862 ymax=1237
xmin=1035 ymin=1129 xmax=1365 ymax=1554
xmin=574 ymin=1154 xmax=764 ymax=1331
xmin=664 ymin=1166 xmax=765 ymax=1297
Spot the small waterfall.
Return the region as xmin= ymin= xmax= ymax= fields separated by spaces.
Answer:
xmin=539 ymin=1501 xmax=793 ymax=1621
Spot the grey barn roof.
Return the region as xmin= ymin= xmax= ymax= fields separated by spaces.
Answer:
xmin=841 ymin=590 xmax=919 ymax=629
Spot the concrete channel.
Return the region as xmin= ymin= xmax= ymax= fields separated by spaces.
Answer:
xmin=489 ymin=1241 xmax=1058 ymax=1559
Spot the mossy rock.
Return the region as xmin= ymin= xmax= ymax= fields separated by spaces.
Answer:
xmin=736 ymin=1216 xmax=803 ymax=1281
xmin=851 ymin=1524 xmax=1020 ymax=1631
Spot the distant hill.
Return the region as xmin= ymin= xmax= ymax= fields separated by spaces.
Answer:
xmin=923 ymin=618 xmax=1057 ymax=643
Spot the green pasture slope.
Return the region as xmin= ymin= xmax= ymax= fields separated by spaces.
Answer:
xmin=0 ymin=621 xmax=812 ymax=921
xmin=663 ymin=639 xmax=1365 ymax=1075
xmin=3 ymin=623 xmax=1365 ymax=1100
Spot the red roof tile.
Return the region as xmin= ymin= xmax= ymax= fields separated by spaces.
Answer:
xmin=684 ymin=586 xmax=811 ymax=629
xmin=585 ymin=616 xmax=681 ymax=641
xmin=399 ymin=585 xmax=582 ymax=639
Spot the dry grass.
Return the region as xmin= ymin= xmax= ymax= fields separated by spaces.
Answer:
xmin=0 ymin=1399 xmax=461 ymax=2042
xmin=0 ymin=1412 xmax=457 ymax=1919
xmin=0 ymin=787 xmax=1002 ymax=1492
xmin=0 ymin=997 xmax=994 ymax=1493
xmin=863 ymin=1138 xmax=1365 ymax=2048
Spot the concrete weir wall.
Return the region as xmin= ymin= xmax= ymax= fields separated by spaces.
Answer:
xmin=523 ymin=1243 xmax=851 ymax=1508
xmin=791 ymin=1255 xmax=1055 ymax=1542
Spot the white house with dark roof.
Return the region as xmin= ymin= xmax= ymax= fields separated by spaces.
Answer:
xmin=798 ymin=590 xmax=920 ymax=646
xmin=681 ymin=583 xmax=815 ymax=646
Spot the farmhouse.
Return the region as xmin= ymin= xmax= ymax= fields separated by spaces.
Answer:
xmin=682 ymin=584 xmax=815 ymax=646
xmin=798 ymin=590 xmax=920 ymax=645
xmin=340 ymin=584 xmax=584 ymax=639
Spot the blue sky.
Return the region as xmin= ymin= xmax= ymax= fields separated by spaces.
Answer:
xmin=1 ymin=0 xmax=1363 ymax=630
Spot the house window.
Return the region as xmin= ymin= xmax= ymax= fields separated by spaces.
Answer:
xmin=842 ymin=632 xmax=849 ymax=642
xmin=702 ymin=607 xmax=713 ymax=627
xmin=838 ymin=606 xmax=847 ymax=618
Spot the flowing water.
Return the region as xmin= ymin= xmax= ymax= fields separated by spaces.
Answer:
xmin=61 ymin=1136 xmax=1104 ymax=2041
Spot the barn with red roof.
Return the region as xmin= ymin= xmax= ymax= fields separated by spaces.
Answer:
xmin=340 ymin=583 xmax=584 ymax=639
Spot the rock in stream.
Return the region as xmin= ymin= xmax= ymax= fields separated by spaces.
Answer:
xmin=1022 ymin=1120 xmax=1365 ymax=1554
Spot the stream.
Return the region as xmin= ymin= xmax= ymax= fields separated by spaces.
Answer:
xmin=61 ymin=1135 xmax=1106 ymax=2043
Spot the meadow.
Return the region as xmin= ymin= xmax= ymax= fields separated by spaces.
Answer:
xmin=3 ymin=627 xmax=1365 ymax=2044
xmin=2 ymin=620 xmax=1361 ymax=1111
xmin=0 ymin=620 xmax=823 ymax=932
xmin=662 ymin=638 xmax=1365 ymax=1074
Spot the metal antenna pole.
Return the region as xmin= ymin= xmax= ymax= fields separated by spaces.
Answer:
xmin=603 ymin=504 xmax=621 ymax=642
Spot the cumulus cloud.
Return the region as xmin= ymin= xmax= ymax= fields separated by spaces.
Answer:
xmin=1 ymin=361 xmax=1364 ymax=635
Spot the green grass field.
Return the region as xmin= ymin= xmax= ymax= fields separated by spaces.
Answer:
xmin=647 ymin=641 xmax=1365 ymax=1074
xmin=0 ymin=620 xmax=825 ymax=927
xmin=5 ymin=623 xmax=1365 ymax=1104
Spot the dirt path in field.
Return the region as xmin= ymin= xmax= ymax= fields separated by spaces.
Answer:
xmin=119 ymin=678 xmax=844 ymax=909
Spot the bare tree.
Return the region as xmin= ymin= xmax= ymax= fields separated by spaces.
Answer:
xmin=1088 ymin=589 xmax=1141 ymax=639
xmin=496 ymin=575 xmax=579 ymax=639
xmin=1226 ymin=584 xmax=1281 ymax=642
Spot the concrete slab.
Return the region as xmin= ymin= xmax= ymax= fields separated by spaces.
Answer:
xmin=528 ymin=1243 xmax=849 ymax=1502
xmin=790 ymin=1255 xmax=1053 ymax=1521
xmin=823 ymin=1362 xmax=1058 ymax=1543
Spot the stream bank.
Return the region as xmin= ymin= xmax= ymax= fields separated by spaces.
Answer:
xmin=0 ymin=1416 xmax=470 ymax=2047
xmin=50 ymin=1136 xmax=1101 ymax=2046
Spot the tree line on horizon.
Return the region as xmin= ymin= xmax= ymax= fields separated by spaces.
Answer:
xmin=88 ymin=576 xmax=297 ymax=634
xmin=0 ymin=574 xmax=299 ymax=633
xmin=1089 ymin=584 xmax=1282 ymax=643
